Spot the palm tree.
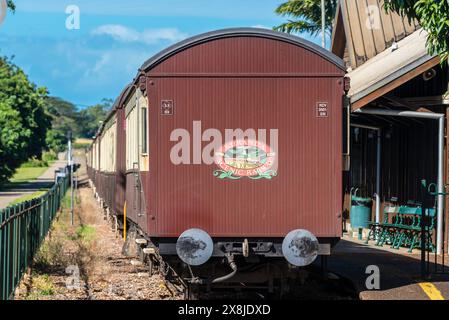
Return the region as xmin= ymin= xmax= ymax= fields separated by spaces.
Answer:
xmin=7 ymin=1 xmax=15 ymax=12
xmin=273 ymin=0 xmax=338 ymax=36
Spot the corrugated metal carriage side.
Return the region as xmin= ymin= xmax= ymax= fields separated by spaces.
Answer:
xmin=121 ymin=85 xmax=149 ymax=232
xmin=143 ymin=30 xmax=344 ymax=234
xmin=87 ymin=28 xmax=346 ymax=288
xmin=86 ymin=86 xmax=130 ymax=219
xmin=86 ymin=139 xmax=98 ymax=189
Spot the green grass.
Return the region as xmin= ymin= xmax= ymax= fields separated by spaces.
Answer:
xmin=1 ymin=162 xmax=53 ymax=205
xmin=34 ymin=239 xmax=65 ymax=268
xmin=75 ymin=225 xmax=96 ymax=243
xmin=73 ymin=143 xmax=91 ymax=150
xmin=61 ymin=192 xmax=80 ymax=209
xmin=68 ymin=225 xmax=96 ymax=243
xmin=9 ymin=190 xmax=48 ymax=206
xmin=9 ymin=167 xmax=49 ymax=183
xmin=25 ymin=273 xmax=56 ymax=299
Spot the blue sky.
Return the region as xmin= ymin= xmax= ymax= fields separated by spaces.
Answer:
xmin=0 ymin=0 xmax=321 ymax=107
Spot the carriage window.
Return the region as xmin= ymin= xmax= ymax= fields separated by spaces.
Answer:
xmin=141 ymin=106 xmax=148 ymax=154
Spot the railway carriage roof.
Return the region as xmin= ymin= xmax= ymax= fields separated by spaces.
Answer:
xmin=112 ymin=83 xmax=134 ymax=111
xmin=139 ymin=27 xmax=346 ymax=72
xmin=93 ymin=83 xmax=133 ymax=140
xmin=91 ymin=28 xmax=345 ymax=143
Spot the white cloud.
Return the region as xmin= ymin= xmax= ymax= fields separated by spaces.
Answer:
xmin=91 ymin=24 xmax=187 ymax=44
xmin=82 ymin=47 xmax=155 ymax=85
xmin=89 ymin=51 xmax=113 ymax=75
xmin=252 ymin=24 xmax=271 ymax=29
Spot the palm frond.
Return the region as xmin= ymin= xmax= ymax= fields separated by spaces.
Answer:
xmin=273 ymin=20 xmax=321 ymax=36
xmin=274 ymin=0 xmax=338 ymax=35
xmin=7 ymin=0 xmax=16 ymax=12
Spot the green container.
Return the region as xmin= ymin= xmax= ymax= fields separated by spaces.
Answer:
xmin=350 ymin=196 xmax=372 ymax=229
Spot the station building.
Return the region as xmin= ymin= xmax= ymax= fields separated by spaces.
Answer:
xmin=332 ymin=0 xmax=449 ymax=254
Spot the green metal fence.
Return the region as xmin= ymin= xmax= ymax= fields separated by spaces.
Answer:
xmin=0 ymin=169 xmax=70 ymax=300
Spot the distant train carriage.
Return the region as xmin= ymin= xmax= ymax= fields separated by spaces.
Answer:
xmin=86 ymin=28 xmax=346 ymax=290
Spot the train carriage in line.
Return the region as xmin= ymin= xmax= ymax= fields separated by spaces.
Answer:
xmin=86 ymin=28 xmax=347 ymax=291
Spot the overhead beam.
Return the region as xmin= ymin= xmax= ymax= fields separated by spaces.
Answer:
xmin=402 ymin=95 xmax=449 ymax=107
xmin=382 ymin=94 xmax=433 ymax=114
xmin=372 ymin=100 xmax=423 ymax=125
xmin=351 ymin=112 xmax=410 ymax=127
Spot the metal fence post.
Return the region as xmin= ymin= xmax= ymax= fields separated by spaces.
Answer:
xmin=0 ymin=167 xmax=71 ymax=300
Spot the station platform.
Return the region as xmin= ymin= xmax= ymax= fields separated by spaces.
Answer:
xmin=329 ymin=235 xmax=449 ymax=300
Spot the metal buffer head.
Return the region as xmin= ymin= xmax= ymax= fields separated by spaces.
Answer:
xmin=282 ymin=229 xmax=319 ymax=267
xmin=176 ymin=228 xmax=213 ymax=266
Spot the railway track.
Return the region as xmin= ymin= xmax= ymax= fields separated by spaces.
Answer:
xmin=13 ymin=157 xmax=356 ymax=300
xmin=100 ymin=195 xmax=357 ymax=301
xmin=14 ymin=180 xmax=181 ymax=300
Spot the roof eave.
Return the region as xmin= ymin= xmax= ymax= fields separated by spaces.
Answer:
xmin=350 ymin=54 xmax=439 ymax=110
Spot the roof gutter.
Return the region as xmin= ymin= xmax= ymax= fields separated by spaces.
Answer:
xmin=353 ymin=108 xmax=445 ymax=255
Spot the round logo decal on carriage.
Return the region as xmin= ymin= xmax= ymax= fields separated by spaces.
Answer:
xmin=213 ymin=139 xmax=277 ymax=180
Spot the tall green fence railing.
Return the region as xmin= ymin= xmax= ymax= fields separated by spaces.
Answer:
xmin=0 ymin=168 xmax=70 ymax=300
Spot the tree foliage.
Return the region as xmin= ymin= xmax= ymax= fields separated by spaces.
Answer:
xmin=384 ymin=0 xmax=449 ymax=64
xmin=77 ymin=99 xmax=112 ymax=138
xmin=0 ymin=57 xmax=51 ymax=183
xmin=44 ymin=97 xmax=79 ymax=152
xmin=273 ymin=0 xmax=338 ymax=36
xmin=6 ymin=0 xmax=15 ymax=12
xmin=44 ymin=97 xmax=113 ymax=151
xmin=0 ymin=1 xmax=113 ymax=181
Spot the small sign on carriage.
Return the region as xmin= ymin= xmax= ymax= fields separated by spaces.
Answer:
xmin=316 ymin=102 xmax=329 ymax=118
xmin=161 ymin=100 xmax=174 ymax=116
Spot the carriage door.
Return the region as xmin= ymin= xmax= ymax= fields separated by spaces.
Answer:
xmin=125 ymin=89 xmax=149 ymax=232
xmin=135 ymin=90 xmax=149 ymax=231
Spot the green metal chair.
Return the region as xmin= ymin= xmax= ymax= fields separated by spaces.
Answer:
xmin=365 ymin=201 xmax=397 ymax=244
xmin=405 ymin=208 xmax=436 ymax=253
xmin=389 ymin=205 xmax=421 ymax=250
xmin=375 ymin=205 xmax=436 ymax=253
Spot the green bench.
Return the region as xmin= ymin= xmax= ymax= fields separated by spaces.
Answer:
xmin=365 ymin=202 xmax=397 ymax=243
xmin=366 ymin=203 xmax=436 ymax=253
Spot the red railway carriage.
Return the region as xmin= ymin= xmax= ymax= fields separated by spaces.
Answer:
xmin=87 ymin=28 xmax=346 ymax=287
xmin=87 ymin=84 xmax=132 ymax=216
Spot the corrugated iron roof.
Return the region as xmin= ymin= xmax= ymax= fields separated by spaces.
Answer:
xmin=332 ymin=0 xmax=420 ymax=69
